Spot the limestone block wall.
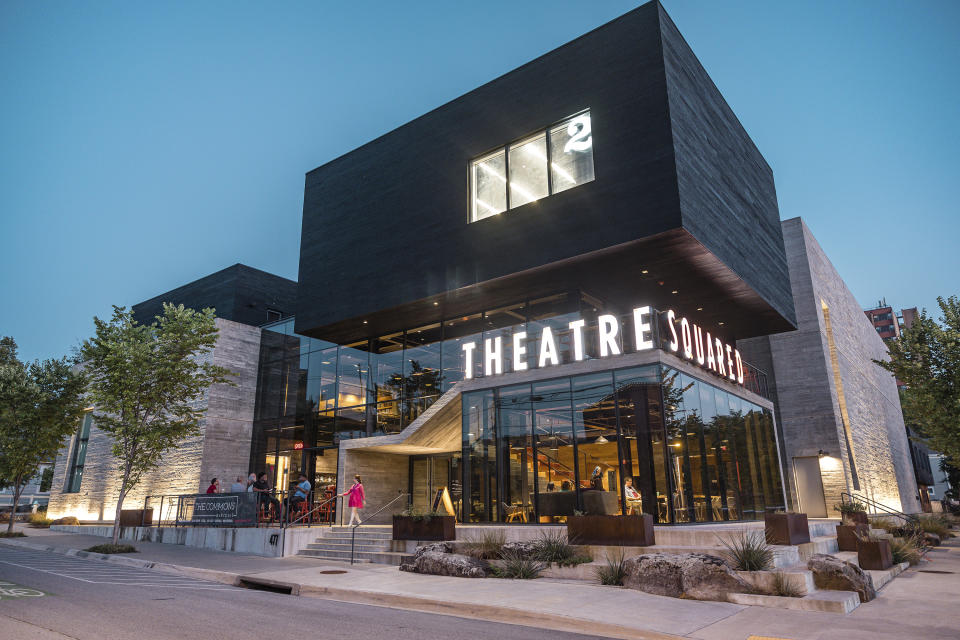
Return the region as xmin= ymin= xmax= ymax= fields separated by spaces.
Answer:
xmin=47 ymin=319 xmax=261 ymax=522
xmin=338 ymin=450 xmax=409 ymax=524
xmin=740 ymin=218 xmax=917 ymax=515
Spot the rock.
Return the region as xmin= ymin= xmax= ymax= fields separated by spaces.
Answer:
xmin=807 ymin=553 xmax=876 ymax=602
xmin=501 ymin=541 xmax=539 ymax=557
xmin=400 ymin=551 xmax=489 ymax=578
xmin=923 ymin=532 xmax=941 ymax=547
xmin=622 ymin=553 xmax=751 ymax=601
xmin=412 ymin=542 xmax=455 ymax=557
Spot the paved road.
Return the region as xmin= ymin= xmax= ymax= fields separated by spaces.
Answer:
xmin=0 ymin=547 xmax=611 ymax=640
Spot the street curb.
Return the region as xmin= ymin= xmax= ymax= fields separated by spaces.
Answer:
xmin=0 ymin=539 xmax=681 ymax=640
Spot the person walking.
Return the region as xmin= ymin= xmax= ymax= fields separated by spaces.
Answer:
xmin=340 ymin=475 xmax=365 ymax=526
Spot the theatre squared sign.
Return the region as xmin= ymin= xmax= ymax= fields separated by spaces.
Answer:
xmin=461 ymin=305 xmax=745 ymax=385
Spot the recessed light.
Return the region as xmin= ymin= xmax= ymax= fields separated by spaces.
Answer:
xmin=363 ymin=320 xmax=367 ymax=324
xmin=433 ymin=301 xmax=439 ymax=306
xmin=718 ymin=322 xmax=724 ymax=326
xmin=696 ymin=307 xmax=703 ymax=311
xmin=641 ymin=269 xmax=649 ymax=274
xmin=671 ymin=290 xmax=678 ymax=294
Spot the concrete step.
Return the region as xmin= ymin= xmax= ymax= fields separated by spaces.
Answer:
xmin=319 ymin=531 xmax=393 ymax=540
xmin=299 ymin=553 xmax=372 ymax=564
xmin=867 ymin=561 xmax=909 ymax=590
xmin=729 ymin=589 xmax=860 ymax=614
xmin=796 ymin=535 xmax=840 ymax=560
xmin=304 ymin=542 xmax=394 ymax=552
xmin=297 ymin=548 xmax=409 ymax=565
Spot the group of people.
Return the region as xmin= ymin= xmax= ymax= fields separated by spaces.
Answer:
xmin=541 ymin=471 xmax=644 ymax=515
xmin=204 ymin=473 xmax=366 ymax=524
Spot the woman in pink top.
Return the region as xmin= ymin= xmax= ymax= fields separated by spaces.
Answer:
xmin=341 ymin=475 xmax=365 ymax=525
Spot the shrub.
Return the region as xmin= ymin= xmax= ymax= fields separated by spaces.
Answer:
xmin=28 ymin=513 xmax=52 ymax=528
xmin=833 ymin=501 xmax=867 ymax=516
xmin=532 ymin=530 xmax=575 ymax=564
xmin=398 ymin=506 xmax=446 ymax=522
xmin=719 ymin=530 xmax=774 ymax=571
xmin=870 ymin=517 xmax=897 ymax=533
xmin=771 ymin=571 xmax=803 ymax=597
xmin=594 ymin=551 xmax=627 ymax=586
xmin=557 ymin=555 xmax=593 ymax=568
xmin=51 ymin=516 xmax=80 ymax=526
xmin=917 ymin=515 xmax=952 ymax=539
xmin=85 ymin=544 xmax=137 ymax=554
xmin=0 ymin=531 xmax=26 ymax=538
xmin=462 ymin=530 xmax=506 ymax=560
xmin=493 ymin=549 xmax=544 ymax=579
xmin=889 ymin=536 xmax=922 ymax=566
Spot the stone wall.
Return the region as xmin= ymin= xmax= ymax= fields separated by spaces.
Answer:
xmin=338 ymin=450 xmax=409 ymax=524
xmin=739 ymin=218 xmax=918 ymax=514
xmin=46 ymin=318 xmax=261 ymax=522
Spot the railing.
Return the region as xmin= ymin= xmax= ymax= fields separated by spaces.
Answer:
xmin=285 ymin=492 xmax=339 ymax=528
xmin=350 ymin=491 xmax=408 ymax=565
xmin=841 ymin=491 xmax=931 ymax=556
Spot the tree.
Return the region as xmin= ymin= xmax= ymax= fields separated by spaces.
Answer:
xmin=0 ymin=338 xmax=87 ymax=534
xmin=80 ymin=304 xmax=233 ymax=545
xmin=877 ymin=296 xmax=960 ymax=463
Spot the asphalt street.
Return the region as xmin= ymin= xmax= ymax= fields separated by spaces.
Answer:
xmin=0 ymin=547 xmax=612 ymax=640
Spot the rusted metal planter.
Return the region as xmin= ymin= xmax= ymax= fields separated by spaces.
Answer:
xmin=118 ymin=509 xmax=153 ymax=527
xmin=836 ymin=524 xmax=870 ymax=551
xmin=857 ymin=538 xmax=893 ymax=570
xmin=392 ymin=515 xmax=456 ymax=541
xmin=567 ymin=514 xmax=655 ymax=546
xmin=845 ymin=512 xmax=869 ymax=526
xmin=764 ymin=512 xmax=810 ymax=545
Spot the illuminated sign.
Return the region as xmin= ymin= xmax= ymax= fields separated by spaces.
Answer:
xmin=293 ymin=442 xmax=304 ymax=450
xmin=462 ymin=306 xmax=744 ymax=385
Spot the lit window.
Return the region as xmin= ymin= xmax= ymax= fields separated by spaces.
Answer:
xmin=469 ymin=110 xmax=594 ymax=222
xmin=508 ymin=133 xmax=548 ymax=208
xmin=471 ymin=150 xmax=507 ymax=221
xmin=549 ymin=113 xmax=594 ymax=194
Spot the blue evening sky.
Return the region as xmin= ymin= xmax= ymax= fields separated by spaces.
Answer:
xmin=1 ymin=1 xmax=957 ymax=363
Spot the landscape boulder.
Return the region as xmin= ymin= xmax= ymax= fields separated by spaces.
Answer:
xmin=622 ymin=553 xmax=751 ymax=602
xmin=807 ymin=553 xmax=876 ymax=602
xmin=400 ymin=545 xmax=489 ymax=578
xmin=501 ymin=540 xmax=539 ymax=557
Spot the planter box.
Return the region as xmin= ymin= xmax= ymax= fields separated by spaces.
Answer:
xmin=844 ymin=512 xmax=869 ymax=526
xmin=567 ymin=514 xmax=655 ymax=546
xmin=857 ymin=538 xmax=893 ymax=571
xmin=765 ymin=513 xmax=810 ymax=545
xmin=392 ymin=515 xmax=455 ymax=541
xmin=118 ymin=509 xmax=153 ymax=527
xmin=836 ymin=524 xmax=870 ymax=551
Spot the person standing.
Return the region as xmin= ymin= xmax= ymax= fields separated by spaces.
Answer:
xmin=229 ymin=476 xmax=245 ymax=493
xmin=340 ymin=475 xmax=365 ymax=526
xmin=246 ymin=473 xmax=257 ymax=492
xmin=205 ymin=478 xmax=219 ymax=494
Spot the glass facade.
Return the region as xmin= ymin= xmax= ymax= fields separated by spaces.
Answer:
xmin=64 ymin=411 xmax=92 ymax=493
xmin=470 ymin=110 xmax=595 ymax=222
xmin=251 ymin=293 xmax=780 ymax=524
xmin=461 ymin=365 xmax=784 ymax=524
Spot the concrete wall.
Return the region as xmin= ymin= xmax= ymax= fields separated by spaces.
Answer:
xmin=49 ymin=524 xmax=318 ymax=557
xmin=47 ymin=318 xmax=262 ymax=522
xmin=337 ymin=450 xmax=409 ymax=525
xmin=739 ymin=218 xmax=918 ymax=514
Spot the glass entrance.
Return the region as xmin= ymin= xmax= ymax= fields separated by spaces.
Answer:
xmin=409 ymin=455 xmax=461 ymax=521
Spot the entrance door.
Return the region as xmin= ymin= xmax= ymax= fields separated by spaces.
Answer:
xmin=793 ymin=456 xmax=827 ymax=518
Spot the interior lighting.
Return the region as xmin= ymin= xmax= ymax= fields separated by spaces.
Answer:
xmin=474 ymin=199 xmax=501 ymax=216
xmin=595 ymin=435 xmax=609 ymax=444
xmin=718 ymin=322 xmax=724 ymax=326
xmin=641 ymin=270 xmax=649 ymax=274
xmin=696 ymin=307 xmax=703 ymax=311
xmin=671 ymin=290 xmax=678 ymax=294
xmin=433 ymin=301 xmax=439 ymax=306
xmin=509 ymin=181 xmax=539 ymax=203
xmin=523 ymin=144 xmax=576 ymax=185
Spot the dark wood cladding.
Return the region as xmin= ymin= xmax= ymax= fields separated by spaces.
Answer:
xmin=132 ymin=264 xmax=297 ymax=328
xmin=658 ymin=5 xmax=795 ymax=328
xmin=296 ymin=1 xmax=796 ymax=344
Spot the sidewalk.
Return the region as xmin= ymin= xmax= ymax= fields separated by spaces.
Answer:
xmin=4 ymin=524 xmax=960 ymax=640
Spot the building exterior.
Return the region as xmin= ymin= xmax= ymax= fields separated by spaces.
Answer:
xmin=0 ymin=463 xmax=52 ymax=513
xmin=739 ymin=219 xmax=919 ymax=517
xmin=45 ymin=2 xmax=918 ymax=528
xmin=46 ymin=266 xmax=295 ymax=522
xmin=864 ymin=303 xmax=900 ymax=340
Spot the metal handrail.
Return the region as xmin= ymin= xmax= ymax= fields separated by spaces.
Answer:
xmin=350 ymin=491 xmax=408 ymax=565
xmin=840 ymin=491 xmax=919 ymax=523
xmin=841 ymin=491 xmax=931 ymax=556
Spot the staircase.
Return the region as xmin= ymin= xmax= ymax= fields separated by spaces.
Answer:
xmin=297 ymin=527 xmax=409 ymax=565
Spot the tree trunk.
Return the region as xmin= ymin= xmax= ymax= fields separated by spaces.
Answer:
xmin=6 ymin=475 xmax=25 ymax=535
xmin=112 ymin=465 xmax=133 ymax=546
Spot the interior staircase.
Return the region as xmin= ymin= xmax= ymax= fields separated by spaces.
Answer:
xmin=297 ymin=527 xmax=409 ymax=564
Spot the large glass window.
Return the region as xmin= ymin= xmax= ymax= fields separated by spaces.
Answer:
xmin=508 ymin=133 xmax=548 ymax=208
xmin=549 ymin=113 xmax=594 ymax=194
xmin=463 ymin=390 xmax=497 ymax=522
xmin=65 ymin=411 xmax=92 ymax=493
xmin=470 ymin=110 xmax=595 ymax=222
xmin=471 ymin=150 xmax=507 ymax=221
xmin=498 ymin=384 xmax=535 ymax=523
